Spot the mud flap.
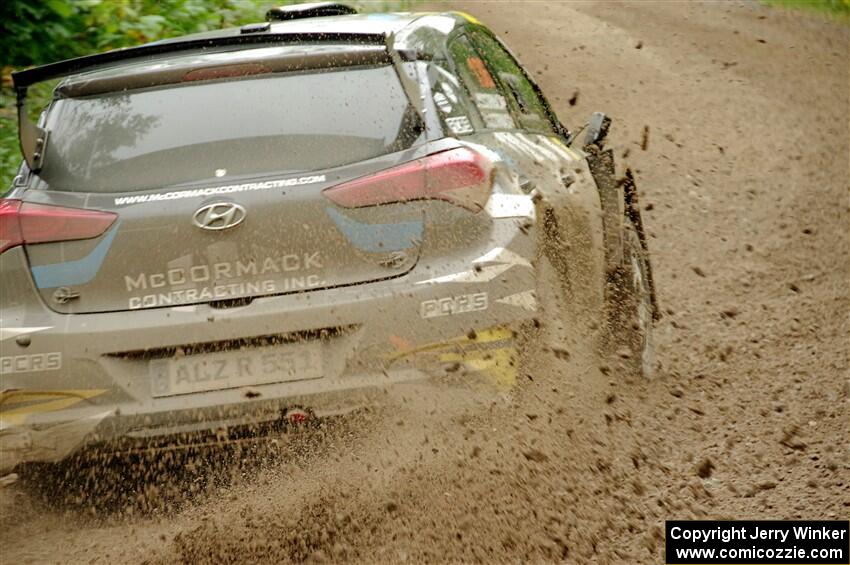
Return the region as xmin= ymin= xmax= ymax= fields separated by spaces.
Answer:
xmin=585 ymin=146 xmax=624 ymax=272
xmin=620 ymin=168 xmax=660 ymax=321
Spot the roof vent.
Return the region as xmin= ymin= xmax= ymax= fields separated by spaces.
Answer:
xmin=266 ymin=2 xmax=358 ymax=22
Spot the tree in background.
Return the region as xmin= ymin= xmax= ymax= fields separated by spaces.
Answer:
xmin=1 ymin=0 xmax=272 ymax=68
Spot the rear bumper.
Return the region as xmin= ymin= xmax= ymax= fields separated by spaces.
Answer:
xmin=1 ymin=215 xmax=537 ymax=470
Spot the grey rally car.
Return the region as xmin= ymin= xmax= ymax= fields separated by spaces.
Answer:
xmin=0 ymin=2 xmax=657 ymax=471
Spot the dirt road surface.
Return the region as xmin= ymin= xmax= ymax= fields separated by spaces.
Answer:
xmin=2 ymin=2 xmax=847 ymax=563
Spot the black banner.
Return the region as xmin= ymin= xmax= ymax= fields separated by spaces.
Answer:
xmin=666 ymin=520 xmax=849 ymax=564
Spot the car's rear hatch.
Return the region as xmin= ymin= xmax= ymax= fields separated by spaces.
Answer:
xmin=17 ymin=45 xmax=430 ymax=313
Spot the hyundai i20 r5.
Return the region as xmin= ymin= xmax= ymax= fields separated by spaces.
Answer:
xmin=0 ymin=3 xmax=657 ymax=471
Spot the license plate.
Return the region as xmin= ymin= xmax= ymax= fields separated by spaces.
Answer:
xmin=149 ymin=342 xmax=323 ymax=397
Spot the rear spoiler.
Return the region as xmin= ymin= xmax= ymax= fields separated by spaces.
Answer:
xmin=12 ymin=31 xmax=422 ymax=172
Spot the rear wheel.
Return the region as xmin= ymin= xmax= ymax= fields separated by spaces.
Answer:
xmin=605 ymin=218 xmax=655 ymax=377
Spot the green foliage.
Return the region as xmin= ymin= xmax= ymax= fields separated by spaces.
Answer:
xmin=2 ymin=1 xmax=278 ymax=67
xmin=1 ymin=0 xmax=417 ymax=68
xmin=0 ymin=90 xmax=20 ymax=195
xmin=0 ymin=0 xmax=416 ymax=191
xmin=763 ymin=0 xmax=850 ymax=22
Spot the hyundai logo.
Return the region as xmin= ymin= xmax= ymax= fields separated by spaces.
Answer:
xmin=192 ymin=202 xmax=246 ymax=231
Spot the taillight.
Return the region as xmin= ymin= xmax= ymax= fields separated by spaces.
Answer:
xmin=0 ymin=200 xmax=23 ymax=254
xmin=323 ymin=147 xmax=494 ymax=212
xmin=0 ymin=199 xmax=118 ymax=254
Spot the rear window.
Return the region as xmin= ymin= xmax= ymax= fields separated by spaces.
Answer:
xmin=32 ymin=64 xmax=423 ymax=192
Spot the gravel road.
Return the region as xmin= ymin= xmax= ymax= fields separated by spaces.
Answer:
xmin=1 ymin=2 xmax=847 ymax=563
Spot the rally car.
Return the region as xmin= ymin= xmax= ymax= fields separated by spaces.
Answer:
xmin=0 ymin=2 xmax=657 ymax=471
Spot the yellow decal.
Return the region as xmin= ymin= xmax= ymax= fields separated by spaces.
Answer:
xmin=388 ymin=326 xmax=518 ymax=388
xmin=453 ymin=11 xmax=482 ymax=25
xmin=439 ymin=346 xmax=518 ymax=388
xmin=552 ymin=137 xmax=583 ymax=160
xmin=388 ymin=326 xmax=514 ymax=360
xmin=0 ymin=390 xmax=107 ymax=426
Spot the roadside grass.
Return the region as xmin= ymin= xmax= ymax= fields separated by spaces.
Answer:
xmin=763 ymin=0 xmax=850 ymax=22
xmin=0 ymin=0 xmax=417 ymax=191
xmin=0 ymin=90 xmax=20 ymax=195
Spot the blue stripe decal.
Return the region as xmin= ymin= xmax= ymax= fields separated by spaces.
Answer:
xmin=326 ymin=208 xmax=422 ymax=252
xmin=31 ymin=221 xmax=120 ymax=289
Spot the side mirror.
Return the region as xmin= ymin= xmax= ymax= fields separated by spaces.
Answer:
xmin=583 ymin=111 xmax=611 ymax=149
